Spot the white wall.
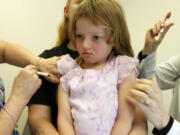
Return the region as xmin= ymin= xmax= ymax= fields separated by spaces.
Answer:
xmin=0 ymin=0 xmax=180 ymax=135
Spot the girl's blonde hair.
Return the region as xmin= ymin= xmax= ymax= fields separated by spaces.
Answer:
xmin=55 ymin=0 xmax=71 ymax=46
xmin=69 ymin=0 xmax=134 ymax=57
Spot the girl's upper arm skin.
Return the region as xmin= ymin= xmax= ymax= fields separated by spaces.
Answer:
xmin=117 ymin=70 xmax=147 ymax=135
xmin=57 ymin=84 xmax=75 ymax=135
xmin=58 ymin=84 xmax=72 ymax=122
xmin=129 ymin=107 xmax=147 ymax=135
xmin=110 ymin=70 xmax=137 ymax=135
xmin=117 ymin=70 xmax=137 ymax=122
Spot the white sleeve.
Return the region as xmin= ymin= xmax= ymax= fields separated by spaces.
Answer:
xmin=137 ymin=51 xmax=156 ymax=79
xmin=167 ymin=119 xmax=180 ymax=135
xmin=155 ymin=54 xmax=180 ymax=90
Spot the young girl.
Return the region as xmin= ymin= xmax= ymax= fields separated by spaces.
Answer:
xmin=57 ymin=0 xmax=147 ymax=135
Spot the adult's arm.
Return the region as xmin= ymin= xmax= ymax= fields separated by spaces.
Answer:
xmin=28 ymin=77 xmax=59 ymax=135
xmin=127 ymin=78 xmax=170 ymax=129
xmin=0 ymin=40 xmax=60 ymax=83
xmin=155 ymin=54 xmax=180 ymax=89
xmin=166 ymin=119 xmax=180 ymax=135
xmin=152 ymin=116 xmax=180 ymax=135
xmin=0 ymin=40 xmax=40 ymax=67
xmin=0 ymin=65 xmax=41 ymax=135
xmin=127 ymin=77 xmax=180 ymax=135
xmin=137 ymin=51 xmax=156 ymax=79
xmin=138 ymin=12 xmax=174 ymax=79
xmin=28 ymin=105 xmax=59 ymax=135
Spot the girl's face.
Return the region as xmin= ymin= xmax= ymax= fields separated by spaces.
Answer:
xmin=75 ymin=17 xmax=113 ymax=64
xmin=64 ymin=0 xmax=83 ymax=19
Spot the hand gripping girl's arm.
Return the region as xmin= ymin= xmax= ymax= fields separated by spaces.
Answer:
xmin=111 ymin=70 xmax=147 ymax=135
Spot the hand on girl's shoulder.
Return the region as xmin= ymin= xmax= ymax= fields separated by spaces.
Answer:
xmin=57 ymin=54 xmax=78 ymax=76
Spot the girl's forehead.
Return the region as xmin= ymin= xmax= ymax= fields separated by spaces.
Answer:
xmin=76 ymin=17 xmax=108 ymax=35
xmin=77 ymin=17 xmax=102 ymax=27
xmin=71 ymin=0 xmax=83 ymax=4
xmin=78 ymin=16 xmax=102 ymax=25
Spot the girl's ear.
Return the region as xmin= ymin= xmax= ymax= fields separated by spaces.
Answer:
xmin=64 ymin=6 xmax=69 ymax=18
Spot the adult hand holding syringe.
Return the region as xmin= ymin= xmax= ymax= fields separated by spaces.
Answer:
xmin=142 ymin=12 xmax=174 ymax=55
xmin=154 ymin=12 xmax=174 ymax=42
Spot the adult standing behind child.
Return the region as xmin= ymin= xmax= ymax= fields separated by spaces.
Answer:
xmin=57 ymin=0 xmax=147 ymax=135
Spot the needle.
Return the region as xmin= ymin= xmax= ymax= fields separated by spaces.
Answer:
xmin=37 ymin=71 xmax=52 ymax=77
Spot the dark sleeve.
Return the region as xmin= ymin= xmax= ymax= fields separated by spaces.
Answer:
xmin=39 ymin=47 xmax=60 ymax=58
xmin=152 ymin=116 xmax=174 ymax=135
xmin=28 ymin=47 xmax=58 ymax=106
xmin=138 ymin=50 xmax=148 ymax=63
xmin=28 ymin=77 xmax=52 ymax=106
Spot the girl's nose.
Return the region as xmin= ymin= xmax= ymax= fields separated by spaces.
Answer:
xmin=82 ymin=39 xmax=91 ymax=49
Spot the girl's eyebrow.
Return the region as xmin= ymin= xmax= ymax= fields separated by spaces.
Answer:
xmin=76 ymin=0 xmax=83 ymax=3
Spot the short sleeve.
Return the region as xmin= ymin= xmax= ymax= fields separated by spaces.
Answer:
xmin=28 ymin=76 xmax=57 ymax=106
xmin=57 ymin=54 xmax=78 ymax=76
xmin=116 ymin=55 xmax=139 ymax=84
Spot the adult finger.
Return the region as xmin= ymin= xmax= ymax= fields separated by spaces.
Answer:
xmin=134 ymin=83 xmax=156 ymax=99
xmin=164 ymin=12 xmax=171 ymax=20
xmin=129 ymin=88 xmax=153 ymax=106
xmin=126 ymin=95 xmax=150 ymax=113
xmin=44 ymin=76 xmax=60 ymax=84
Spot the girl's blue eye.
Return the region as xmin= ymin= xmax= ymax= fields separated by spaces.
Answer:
xmin=76 ymin=34 xmax=83 ymax=39
xmin=93 ymin=36 xmax=101 ymax=40
xmin=76 ymin=0 xmax=83 ymax=4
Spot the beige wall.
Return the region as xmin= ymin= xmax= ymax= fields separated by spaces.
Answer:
xmin=0 ymin=0 xmax=65 ymax=134
xmin=0 ymin=0 xmax=179 ymax=135
xmin=120 ymin=0 xmax=180 ymax=62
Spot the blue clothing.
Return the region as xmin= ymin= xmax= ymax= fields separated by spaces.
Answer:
xmin=12 ymin=130 xmax=19 ymax=135
xmin=0 ymin=77 xmax=5 ymax=111
xmin=0 ymin=77 xmax=19 ymax=135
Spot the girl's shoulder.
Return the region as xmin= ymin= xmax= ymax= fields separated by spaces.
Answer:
xmin=57 ymin=54 xmax=78 ymax=76
xmin=109 ymin=55 xmax=139 ymax=66
xmin=113 ymin=55 xmax=139 ymax=83
xmin=116 ymin=55 xmax=138 ymax=63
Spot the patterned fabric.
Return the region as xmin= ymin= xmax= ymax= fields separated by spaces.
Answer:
xmin=0 ymin=77 xmax=5 ymax=111
xmin=58 ymin=54 xmax=138 ymax=135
